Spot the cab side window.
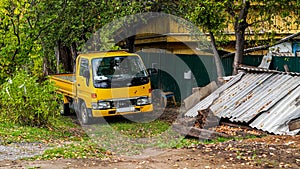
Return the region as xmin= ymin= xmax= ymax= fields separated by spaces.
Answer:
xmin=79 ymin=58 xmax=90 ymax=86
xmin=79 ymin=58 xmax=89 ymax=77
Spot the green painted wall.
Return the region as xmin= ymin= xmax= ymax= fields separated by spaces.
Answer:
xmin=270 ymin=57 xmax=300 ymax=72
xmin=222 ymin=55 xmax=263 ymax=75
xmin=139 ymin=53 xmax=300 ymax=102
xmin=138 ymin=52 xmax=218 ymax=100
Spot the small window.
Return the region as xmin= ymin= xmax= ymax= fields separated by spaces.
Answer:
xmin=79 ymin=58 xmax=89 ymax=77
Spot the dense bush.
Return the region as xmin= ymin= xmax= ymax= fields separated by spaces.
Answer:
xmin=0 ymin=70 xmax=59 ymax=127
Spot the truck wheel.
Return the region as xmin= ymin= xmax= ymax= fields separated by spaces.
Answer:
xmin=59 ymin=101 xmax=70 ymax=116
xmin=80 ymin=101 xmax=92 ymax=125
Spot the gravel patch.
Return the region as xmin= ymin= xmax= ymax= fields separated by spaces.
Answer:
xmin=0 ymin=142 xmax=48 ymax=161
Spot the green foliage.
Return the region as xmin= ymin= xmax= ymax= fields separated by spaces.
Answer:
xmin=182 ymin=0 xmax=300 ymax=46
xmin=180 ymin=0 xmax=229 ymax=46
xmin=0 ymin=70 xmax=59 ymax=127
xmin=185 ymin=1 xmax=227 ymax=33
xmin=0 ymin=0 xmax=299 ymax=81
xmin=0 ymin=0 xmax=63 ymax=82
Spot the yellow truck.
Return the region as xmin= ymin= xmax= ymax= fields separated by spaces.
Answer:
xmin=50 ymin=50 xmax=153 ymax=124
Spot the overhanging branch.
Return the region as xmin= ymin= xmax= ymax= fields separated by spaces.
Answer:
xmin=221 ymin=32 xmax=300 ymax=58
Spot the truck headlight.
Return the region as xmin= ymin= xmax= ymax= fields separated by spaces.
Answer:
xmin=136 ymin=97 xmax=151 ymax=106
xmin=92 ymin=101 xmax=111 ymax=110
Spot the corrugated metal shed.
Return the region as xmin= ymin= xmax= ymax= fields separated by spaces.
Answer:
xmin=185 ymin=70 xmax=300 ymax=135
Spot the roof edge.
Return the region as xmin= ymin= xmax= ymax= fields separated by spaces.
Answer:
xmin=238 ymin=65 xmax=300 ymax=76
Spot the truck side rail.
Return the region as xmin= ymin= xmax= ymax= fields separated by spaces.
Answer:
xmin=49 ymin=74 xmax=75 ymax=98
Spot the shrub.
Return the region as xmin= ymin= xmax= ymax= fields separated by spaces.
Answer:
xmin=0 ymin=70 xmax=59 ymax=127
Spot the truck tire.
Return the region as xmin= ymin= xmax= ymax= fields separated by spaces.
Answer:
xmin=80 ymin=101 xmax=92 ymax=125
xmin=60 ymin=101 xmax=70 ymax=116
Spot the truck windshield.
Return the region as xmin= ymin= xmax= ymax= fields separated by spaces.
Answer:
xmin=92 ymin=56 xmax=149 ymax=88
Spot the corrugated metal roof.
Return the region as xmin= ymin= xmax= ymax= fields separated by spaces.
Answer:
xmin=185 ymin=72 xmax=244 ymax=118
xmin=250 ymin=86 xmax=300 ymax=135
xmin=238 ymin=66 xmax=300 ymax=76
xmin=185 ymin=71 xmax=300 ymax=135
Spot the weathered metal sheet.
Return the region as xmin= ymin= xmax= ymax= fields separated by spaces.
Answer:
xmin=184 ymin=71 xmax=300 ymax=135
xmin=211 ymin=73 xmax=273 ymax=119
xmin=185 ymin=72 xmax=244 ymax=117
xmin=228 ymin=74 xmax=300 ymax=123
xmin=250 ymin=86 xmax=300 ymax=135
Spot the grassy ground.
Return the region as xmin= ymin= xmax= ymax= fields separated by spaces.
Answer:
xmin=0 ymin=116 xmax=176 ymax=159
xmin=2 ymin=114 xmax=299 ymax=169
xmin=0 ymin=117 xmax=85 ymax=144
xmin=0 ymin=115 xmax=261 ymax=160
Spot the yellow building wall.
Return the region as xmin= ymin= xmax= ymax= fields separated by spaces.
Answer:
xmin=128 ymin=10 xmax=300 ymax=55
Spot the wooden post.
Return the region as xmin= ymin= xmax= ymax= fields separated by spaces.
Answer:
xmin=289 ymin=118 xmax=300 ymax=131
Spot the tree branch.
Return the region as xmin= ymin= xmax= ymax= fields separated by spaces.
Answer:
xmin=11 ymin=17 xmax=20 ymax=61
xmin=27 ymin=17 xmax=33 ymax=29
xmin=221 ymin=32 xmax=300 ymax=58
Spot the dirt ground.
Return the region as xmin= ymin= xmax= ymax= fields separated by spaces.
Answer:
xmin=1 ymin=134 xmax=299 ymax=169
xmin=1 ymin=107 xmax=299 ymax=169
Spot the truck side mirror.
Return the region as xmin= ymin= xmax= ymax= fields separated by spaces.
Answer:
xmin=84 ymin=70 xmax=90 ymax=86
xmin=147 ymin=68 xmax=158 ymax=76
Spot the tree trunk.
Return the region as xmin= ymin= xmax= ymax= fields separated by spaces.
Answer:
xmin=233 ymin=31 xmax=245 ymax=74
xmin=209 ymin=32 xmax=224 ymax=85
xmin=60 ymin=46 xmax=73 ymax=73
xmin=55 ymin=40 xmax=61 ymax=74
xmin=125 ymin=35 xmax=136 ymax=53
xmin=55 ymin=41 xmax=75 ymax=73
xmin=43 ymin=57 xmax=49 ymax=76
xmin=70 ymin=42 xmax=78 ymax=72
xmin=232 ymin=1 xmax=250 ymax=75
xmin=40 ymin=38 xmax=50 ymax=76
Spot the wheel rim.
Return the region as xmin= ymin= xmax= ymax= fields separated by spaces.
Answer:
xmin=81 ymin=102 xmax=88 ymax=124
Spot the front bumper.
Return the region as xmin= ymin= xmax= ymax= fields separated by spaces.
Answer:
xmin=91 ymin=104 xmax=153 ymax=117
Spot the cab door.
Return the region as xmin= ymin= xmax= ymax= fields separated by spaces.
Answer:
xmin=76 ymin=57 xmax=92 ymax=105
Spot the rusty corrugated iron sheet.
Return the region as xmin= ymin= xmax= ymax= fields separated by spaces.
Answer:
xmin=250 ymin=86 xmax=300 ymax=135
xmin=185 ymin=71 xmax=300 ymax=135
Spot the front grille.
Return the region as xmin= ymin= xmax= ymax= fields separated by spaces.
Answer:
xmin=114 ymin=99 xmax=137 ymax=108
